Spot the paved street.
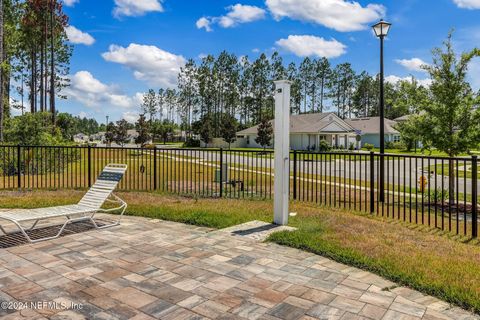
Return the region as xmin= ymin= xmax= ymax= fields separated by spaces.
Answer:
xmin=158 ymin=149 xmax=479 ymax=195
xmin=0 ymin=215 xmax=477 ymax=319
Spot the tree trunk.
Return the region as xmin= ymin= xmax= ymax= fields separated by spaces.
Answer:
xmin=0 ymin=0 xmax=4 ymax=142
xmin=49 ymin=0 xmax=55 ymax=124
xmin=40 ymin=38 xmax=44 ymax=112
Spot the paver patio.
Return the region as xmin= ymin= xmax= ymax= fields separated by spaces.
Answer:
xmin=0 ymin=214 xmax=478 ymax=320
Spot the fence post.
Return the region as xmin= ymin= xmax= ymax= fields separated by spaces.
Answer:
xmin=472 ymin=155 xmax=478 ymax=238
xmin=293 ymin=150 xmax=297 ymax=200
xmin=87 ymin=145 xmax=92 ymax=188
xmin=17 ymin=145 xmax=21 ymax=189
xmin=153 ymin=147 xmax=157 ymax=190
xmin=370 ymin=151 xmax=375 ymax=213
xmin=219 ymin=148 xmax=223 ymax=198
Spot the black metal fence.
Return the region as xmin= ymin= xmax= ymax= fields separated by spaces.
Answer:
xmin=1 ymin=145 xmax=478 ymax=238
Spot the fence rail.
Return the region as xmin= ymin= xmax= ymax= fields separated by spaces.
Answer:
xmin=1 ymin=145 xmax=478 ymax=238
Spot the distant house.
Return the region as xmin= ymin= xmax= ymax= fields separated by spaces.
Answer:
xmin=127 ymin=129 xmax=139 ymax=143
xmin=237 ymin=113 xmax=357 ymax=150
xmin=346 ymin=117 xmax=400 ymax=147
xmin=73 ymin=133 xmax=89 ymax=143
xmin=236 ymin=113 xmax=400 ymax=150
xmin=90 ymin=132 xmax=106 ymax=142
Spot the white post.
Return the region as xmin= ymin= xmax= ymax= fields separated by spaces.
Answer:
xmin=274 ymin=80 xmax=291 ymax=225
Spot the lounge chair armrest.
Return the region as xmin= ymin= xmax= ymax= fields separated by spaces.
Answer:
xmin=97 ymin=193 xmax=127 ymax=214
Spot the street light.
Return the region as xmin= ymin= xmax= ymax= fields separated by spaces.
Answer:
xmin=372 ymin=19 xmax=391 ymax=203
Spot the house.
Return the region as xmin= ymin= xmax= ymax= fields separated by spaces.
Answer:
xmin=73 ymin=133 xmax=88 ymax=143
xmin=237 ymin=113 xmax=357 ymax=150
xmin=236 ymin=113 xmax=401 ymax=150
xmin=90 ymin=132 xmax=106 ymax=142
xmin=345 ymin=117 xmax=400 ymax=147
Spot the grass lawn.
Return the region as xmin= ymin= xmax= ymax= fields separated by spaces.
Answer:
xmin=0 ymin=190 xmax=479 ymax=313
xmin=428 ymin=163 xmax=480 ymax=179
xmin=363 ymin=147 xmax=475 ymax=158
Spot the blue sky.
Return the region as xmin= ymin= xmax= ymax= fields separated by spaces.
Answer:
xmin=55 ymin=0 xmax=480 ymax=123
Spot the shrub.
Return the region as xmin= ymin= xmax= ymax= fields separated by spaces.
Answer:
xmin=183 ymin=138 xmax=201 ymax=148
xmin=318 ymin=140 xmax=331 ymax=152
xmin=349 ymin=142 xmax=355 ymax=151
xmin=364 ymin=143 xmax=374 ymax=151
xmin=390 ymin=141 xmax=406 ymax=150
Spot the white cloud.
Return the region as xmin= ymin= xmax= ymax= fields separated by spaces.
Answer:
xmin=266 ymin=0 xmax=385 ymax=32
xmin=453 ymin=0 xmax=480 ymax=9
xmin=64 ymin=71 xmax=142 ymax=109
xmin=196 ymin=17 xmax=212 ymax=32
xmin=102 ymin=43 xmax=186 ymax=88
xmin=395 ymin=58 xmax=429 ymax=73
xmin=63 ymin=0 xmax=78 ymax=7
xmin=113 ymin=0 xmax=163 ymax=18
xmin=276 ymin=35 xmax=347 ymax=58
xmin=197 ymin=4 xmax=265 ymax=31
xmin=78 ymin=111 xmax=89 ymax=118
xmin=122 ymin=111 xmax=140 ymax=123
xmin=65 ymin=26 xmax=95 ymax=46
xmin=385 ymin=75 xmax=432 ymax=87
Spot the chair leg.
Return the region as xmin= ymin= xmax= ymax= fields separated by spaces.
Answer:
xmin=89 ymin=204 xmax=126 ymax=229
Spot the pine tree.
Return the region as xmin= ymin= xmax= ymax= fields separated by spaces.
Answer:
xmin=220 ymin=113 xmax=238 ymax=148
xmin=141 ymin=89 xmax=157 ymax=124
xmin=255 ymin=118 xmax=273 ymax=150
xmin=135 ymin=114 xmax=151 ymax=147
xmin=114 ymin=119 xmax=129 ymax=146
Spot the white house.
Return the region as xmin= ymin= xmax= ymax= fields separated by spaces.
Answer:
xmin=73 ymin=133 xmax=89 ymax=143
xmin=237 ymin=113 xmax=357 ymax=150
xmin=236 ymin=113 xmax=401 ymax=150
xmin=346 ymin=117 xmax=400 ymax=147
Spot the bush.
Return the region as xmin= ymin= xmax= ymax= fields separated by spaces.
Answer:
xmin=349 ymin=143 xmax=355 ymax=151
xmin=364 ymin=143 xmax=374 ymax=151
xmin=391 ymin=141 xmax=406 ymax=150
xmin=318 ymin=140 xmax=331 ymax=152
xmin=183 ymin=138 xmax=201 ymax=148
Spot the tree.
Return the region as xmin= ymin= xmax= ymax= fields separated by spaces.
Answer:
xmin=299 ymin=57 xmax=312 ymax=113
xmin=135 ymin=114 xmax=150 ymax=146
xmin=255 ymin=118 xmax=273 ymax=150
xmin=396 ymin=115 xmax=429 ymax=151
xmin=220 ymin=113 xmax=238 ymax=148
xmin=178 ymin=59 xmax=198 ymax=137
xmin=152 ymin=119 xmax=176 ymax=144
xmin=105 ymin=122 xmax=115 ymax=145
xmin=141 ymin=89 xmax=157 ymax=124
xmin=3 ymin=112 xmax=64 ymax=145
xmin=192 ymin=114 xmax=213 ymax=147
xmin=315 ymin=57 xmax=331 ymax=113
xmin=422 ymin=32 xmax=480 ymax=205
xmin=0 ymin=0 xmax=3 ymax=141
xmin=113 ymin=119 xmax=129 ymax=146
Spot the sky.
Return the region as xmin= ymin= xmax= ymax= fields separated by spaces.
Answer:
xmin=54 ymin=0 xmax=480 ymax=124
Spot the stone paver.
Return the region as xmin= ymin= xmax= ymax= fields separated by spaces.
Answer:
xmin=0 ymin=214 xmax=478 ymax=320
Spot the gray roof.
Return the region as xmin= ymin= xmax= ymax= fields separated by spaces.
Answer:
xmin=237 ymin=112 xmax=355 ymax=135
xmin=346 ymin=117 xmax=399 ymax=135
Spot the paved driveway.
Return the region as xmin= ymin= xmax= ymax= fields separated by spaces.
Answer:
xmin=0 ymin=215 xmax=477 ymax=320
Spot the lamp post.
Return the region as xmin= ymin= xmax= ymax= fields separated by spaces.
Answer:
xmin=372 ymin=19 xmax=391 ymax=203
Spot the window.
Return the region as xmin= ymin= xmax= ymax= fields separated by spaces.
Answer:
xmin=393 ymin=135 xmax=401 ymax=142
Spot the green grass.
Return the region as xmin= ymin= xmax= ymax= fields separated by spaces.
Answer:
xmin=364 ymin=147 xmax=475 ymax=157
xmin=1 ymin=190 xmax=480 ymax=313
xmin=428 ymin=163 xmax=480 ymax=179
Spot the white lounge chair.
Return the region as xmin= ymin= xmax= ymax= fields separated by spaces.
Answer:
xmin=0 ymin=164 xmax=128 ymax=243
